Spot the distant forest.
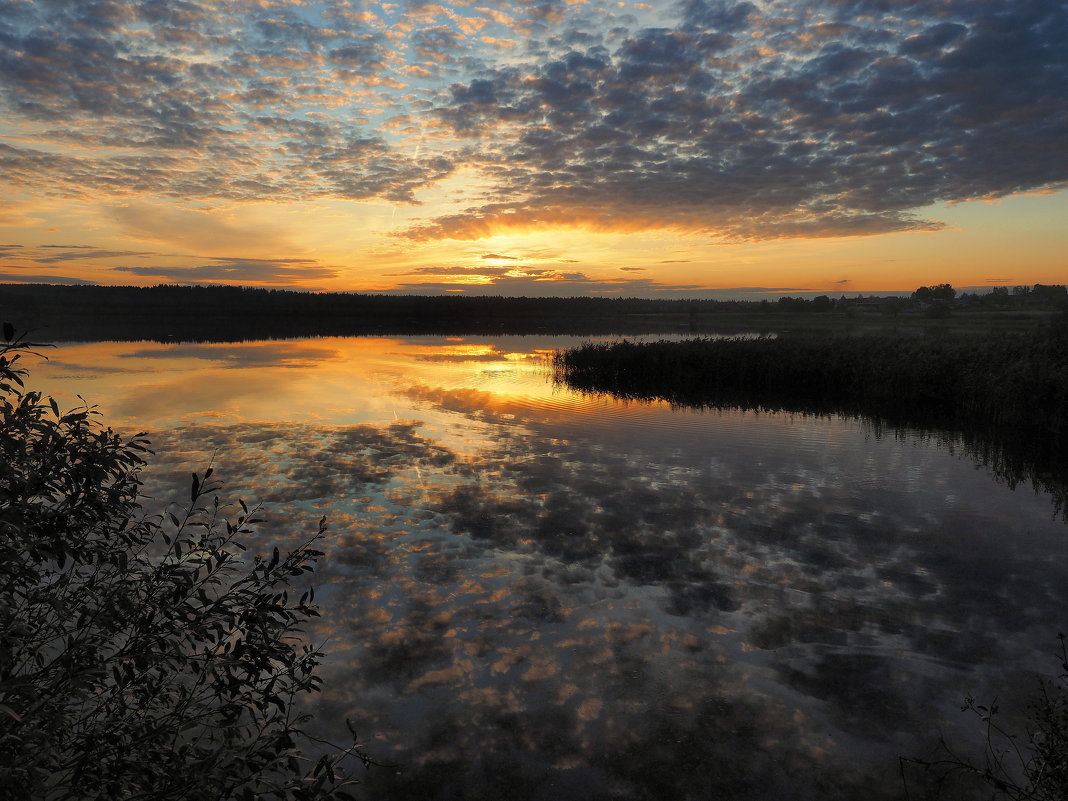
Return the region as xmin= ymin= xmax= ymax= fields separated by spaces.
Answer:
xmin=0 ymin=282 xmax=1064 ymax=341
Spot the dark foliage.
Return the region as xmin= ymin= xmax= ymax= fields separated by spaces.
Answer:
xmin=902 ymin=636 xmax=1068 ymax=800
xmin=553 ymin=320 xmax=1068 ymax=517
xmin=0 ymin=329 xmax=372 ymax=800
xmin=0 ymin=284 xmax=768 ymax=341
xmin=913 ymin=284 xmax=957 ymax=302
xmin=2 ymin=283 xmax=1063 ymax=342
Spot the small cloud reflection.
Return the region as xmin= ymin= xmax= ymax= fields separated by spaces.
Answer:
xmin=119 ymin=342 xmax=341 ymax=368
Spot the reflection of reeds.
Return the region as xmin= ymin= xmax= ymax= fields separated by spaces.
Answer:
xmin=554 ymin=319 xmax=1068 ymax=518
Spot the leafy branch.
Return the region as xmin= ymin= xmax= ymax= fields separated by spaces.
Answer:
xmin=902 ymin=635 xmax=1068 ymax=800
xmin=0 ymin=326 xmax=380 ymax=800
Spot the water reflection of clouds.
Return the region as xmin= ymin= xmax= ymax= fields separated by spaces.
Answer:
xmin=38 ymin=358 xmax=146 ymax=378
xmin=40 ymin=336 xmax=1068 ymax=800
xmin=118 ymin=342 xmax=342 ymax=368
xmin=110 ymin=371 xmax=296 ymax=422
xmin=409 ymin=344 xmax=551 ymax=365
xmin=413 ymin=352 xmax=544 ymax=364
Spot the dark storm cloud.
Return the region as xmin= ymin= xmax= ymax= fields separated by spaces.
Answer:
xmin=411 ymin=0 xmax=1068 ymax=240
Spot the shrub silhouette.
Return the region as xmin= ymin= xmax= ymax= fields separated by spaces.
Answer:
xmin=902 ymin=635 xmax=1068 ymax=800
xmin=0 ymin=328 xmax=371 ymax=800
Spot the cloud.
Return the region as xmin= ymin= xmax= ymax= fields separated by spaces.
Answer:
xmin=0 ymin=239 xmax=338 ymax=285
xmin=0 ymin=0 xmax=1064 ymax=250
xmin=0 ymin=203 xmax=44 ymax=228
xmin=411 ymin=25 xmax=466 ymax=62
xmin=0 ymin=273 xmax=96 ymax=284
xmin=36 ymin=248 xmax=159 ymax=264
xmin=396 ymin=265 xmax=516 ymax=277
xmin=401 ymin=203 xmax=945 ymax=242
xmin=409 ymin=0 xmax=1068 ymax=241
xmin=108 ymin=203 xmax=294 ymax=254
xmin=113 ymin=257 xmax=340 ymax=284
xmin=377 ymin=268 xmax=816 ymax=297
xmin=0 ymin=3 xmax=453 ymax=204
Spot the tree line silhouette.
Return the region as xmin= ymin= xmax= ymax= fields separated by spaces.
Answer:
xmin=2 ymin=283 xmax=1063 ymax=341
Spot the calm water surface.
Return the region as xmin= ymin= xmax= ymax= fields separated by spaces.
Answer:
xmin=32 ymin=335 xmax=1068 ymax=800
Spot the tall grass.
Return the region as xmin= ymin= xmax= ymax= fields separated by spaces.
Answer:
xmin=554 ymin=320 xmax=1068 ymax=435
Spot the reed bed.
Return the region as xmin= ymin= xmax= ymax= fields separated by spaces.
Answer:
xmin=554 ymin=320 xmax=1068 ymax=517
xmin=554 ymin=320 xmax=1068 ymax=437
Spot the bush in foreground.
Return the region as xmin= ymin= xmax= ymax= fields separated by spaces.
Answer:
xmin=0 ymin=328 xmax=370 ymax=800
xmin=903 ymin=636 xmax=1068 ymax=800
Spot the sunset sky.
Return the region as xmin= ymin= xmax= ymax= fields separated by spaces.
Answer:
xmin=1 ymin=0 xmax=1065 ymax=298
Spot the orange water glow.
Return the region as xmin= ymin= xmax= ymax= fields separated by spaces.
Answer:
xmin=30 ymin=336 xmax=579 ymax=432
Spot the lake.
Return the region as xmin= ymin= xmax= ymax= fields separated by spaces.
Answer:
xmin=29 ymin=334 xmax=1068 ymax=800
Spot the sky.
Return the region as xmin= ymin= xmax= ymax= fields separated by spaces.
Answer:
xmin=1 ymin=0 xmax=1065 ymax=298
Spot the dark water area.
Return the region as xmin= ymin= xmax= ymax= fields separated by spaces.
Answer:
xmin=27 ymin=335 xmax=1068 ymax=800
xmin=556 ymin=386 xmax=1068 ymax=527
